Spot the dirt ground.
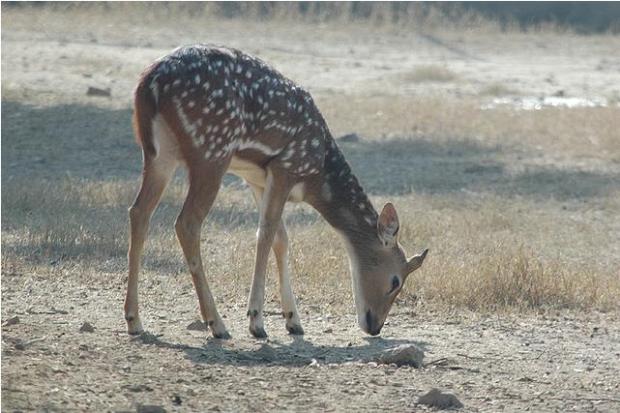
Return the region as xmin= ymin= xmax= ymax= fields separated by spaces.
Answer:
xmin=2 ymin=6 xmax=620 ymax=413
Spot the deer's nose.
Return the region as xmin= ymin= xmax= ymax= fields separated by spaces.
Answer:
xmin=365 ymin=310 xmax=383 ymax=336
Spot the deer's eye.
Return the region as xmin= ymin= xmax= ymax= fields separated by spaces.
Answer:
xmin=389 ymin=275 xmax=400 ymax=294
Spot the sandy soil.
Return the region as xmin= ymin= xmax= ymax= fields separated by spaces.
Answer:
xmin=2 ymin=271 xmax=619 ymax=412
xmin=2 ymin=8 xmax=620 ymax=413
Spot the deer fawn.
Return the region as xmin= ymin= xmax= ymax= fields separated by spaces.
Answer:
xmin=125 ymin=45 xmax=428 ymax=339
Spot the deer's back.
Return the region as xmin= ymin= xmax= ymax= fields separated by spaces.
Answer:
xmin=139 ymin=45 xmax=329 ymax=177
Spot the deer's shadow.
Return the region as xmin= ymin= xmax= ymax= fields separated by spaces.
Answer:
xmin=132 ymin=332 xmax=429 ymax=367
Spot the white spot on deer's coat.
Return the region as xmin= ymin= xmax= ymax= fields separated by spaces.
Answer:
xmin=173 ymin=97 xmax=201 ymax=147
xmin=237 ymin=140 xmax=281 ymax=157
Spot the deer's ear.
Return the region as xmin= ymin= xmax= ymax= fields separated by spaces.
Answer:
xmin=377 ymin=203 xmax=399 ymax=247
xmin=407 ymin=249 xmax=429 ymax=274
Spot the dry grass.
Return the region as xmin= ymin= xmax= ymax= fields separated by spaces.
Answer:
xmin=6 ymin=2 xmax=615 ymax=34
xmin=2 ymin=4 xmax=619 ymax=316
xmin=3 ymin=95 xmax=619 ymax=314
xmin=3 ymin=165 xmax=619 ymax=314
xmin=0 ymin=3 xmax=506 ymax=34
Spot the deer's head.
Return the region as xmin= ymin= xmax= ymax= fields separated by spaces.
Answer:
xmin=348 ymin=203 xmax=428 ymax=336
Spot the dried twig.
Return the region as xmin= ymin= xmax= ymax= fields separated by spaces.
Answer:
xmin=424 ymin=357 xmax=449 ymax=367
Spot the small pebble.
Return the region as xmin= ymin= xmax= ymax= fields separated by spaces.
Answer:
xmin=3 ymin=316 xmax=20 ymax=327
xmin=79 ymin=322 xmax=95 ymax=333
xmin=338 ymin=132 xmax=361 ymax=143
xmin=86 ymin=86 xmax=111 ymax=97
xmin=186 ymin=320 xmax=207 ymax=331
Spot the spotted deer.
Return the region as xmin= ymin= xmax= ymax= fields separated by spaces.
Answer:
xmin=125 ymin=45 xmax=428 ymax=339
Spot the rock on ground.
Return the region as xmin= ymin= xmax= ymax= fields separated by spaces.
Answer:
xmin=79 ymin=322 xmax=95 ymax=333
xmin=418 ymin=388 xmax=464 ymax=409
xmin=376 ymin=344 xmax=424 ymax=368
xmin=186 ymin=320 xmax=207 ymax=331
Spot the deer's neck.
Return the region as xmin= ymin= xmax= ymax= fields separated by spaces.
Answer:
xmin=308 ymin=139 xmax=380 ymax=265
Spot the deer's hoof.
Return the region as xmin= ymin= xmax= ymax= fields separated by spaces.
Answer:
xmin=126 ymin=316 xmax=144 ymax=335
xmin=213 ymin=330 xmax=232 ymax=340
xmin=250 ymin=326 xmax=268 ymax=339
xmin=286 ymin=324 xmax=305 ymax=336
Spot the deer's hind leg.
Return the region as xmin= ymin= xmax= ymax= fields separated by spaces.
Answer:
xmin=125 ymin=147 xmax=177 ymax=334
xmin=175 ymin=166 xmax=230 ymax=339
xmin=249 ymin=185 xmax=304 ymax=335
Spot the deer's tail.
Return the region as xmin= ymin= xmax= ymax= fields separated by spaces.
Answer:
xmin=132 ymin=70 xmax=159 ymax=158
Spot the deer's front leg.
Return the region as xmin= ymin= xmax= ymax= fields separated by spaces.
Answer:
xmin=249 ymin=185 xmax=304 ymax=335
xmin=248 ymin=170 xmax=292 ymax=338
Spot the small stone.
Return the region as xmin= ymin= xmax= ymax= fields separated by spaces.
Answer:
xmin=323 ymin=327 xmax=333 ymax=334
xmin=337 ymin=133 xmax=361 ymax=143
xmin=418 ymin=388 xmax=463 ymax=409
xmin=86 ymin=86 xmax=111 ymax=97
xmin=124 ymin=384 xmax=153 ymax=393
xmin=3 ymin=316 xmax=20 ymax=327
xmin=377 ymin=344 xmax=424 ymax=368
xmin=79 ymin=322 xmax=95 ymax=333
xmin=136 ymin=405 xmax=166 ymax=413
xmin=186 ymin=320 xmax=207 ymax=331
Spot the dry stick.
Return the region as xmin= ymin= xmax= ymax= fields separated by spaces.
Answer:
xmin=456 ymin=353 xmax=486 ymax=360
xmin=424 ymin=357 xmax=449 ymax=367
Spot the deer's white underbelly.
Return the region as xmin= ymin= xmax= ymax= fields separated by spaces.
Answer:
xmin=228 ymin=156 xmax=305 ymax=202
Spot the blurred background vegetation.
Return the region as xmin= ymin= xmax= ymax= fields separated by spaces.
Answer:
xmin=6 ymin=1 xmax=620 ymax=33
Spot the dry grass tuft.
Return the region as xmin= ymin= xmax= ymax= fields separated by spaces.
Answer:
xmin=411 ymin=245 xmax=619 ymax=312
